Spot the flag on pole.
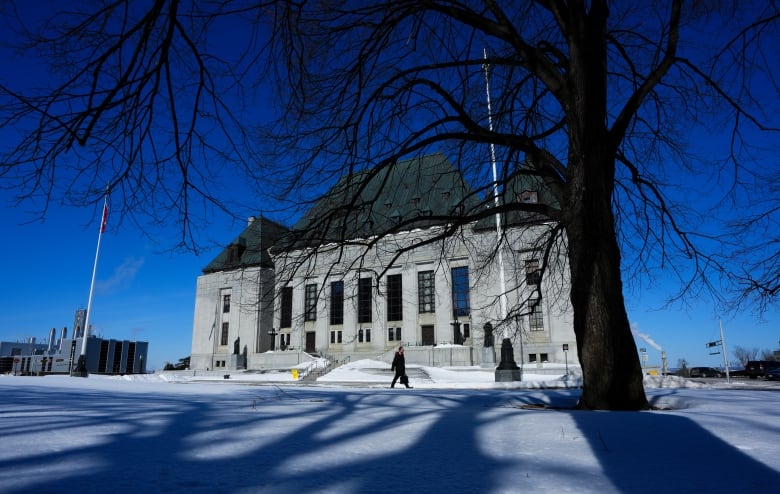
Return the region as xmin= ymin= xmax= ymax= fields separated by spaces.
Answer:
xmin=100 ymin=203 xmax=108 ymax=233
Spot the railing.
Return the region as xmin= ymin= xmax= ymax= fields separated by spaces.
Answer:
xmin=299 ymin=351 xmax=350 ymax=381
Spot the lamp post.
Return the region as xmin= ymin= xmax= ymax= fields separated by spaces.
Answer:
xmin=563 ymin=343 xmax=569 ymax=375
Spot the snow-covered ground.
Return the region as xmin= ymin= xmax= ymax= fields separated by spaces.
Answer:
xmin=1 ymin=360 xmax=778 ymax=493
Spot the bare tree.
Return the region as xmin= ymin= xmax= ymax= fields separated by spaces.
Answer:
xmin=265 ymin=1 xmax=778 ymax=410
xmin=0 ymin=0 xmax=276 ymax=251
xmin=1 ymin=1 xmax=778 ymax=410
xmin=733 ymin=345 xmax=759 ymax=367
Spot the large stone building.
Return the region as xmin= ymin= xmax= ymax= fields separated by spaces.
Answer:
xmin=190 ymin=154 xmax=576 ymax=371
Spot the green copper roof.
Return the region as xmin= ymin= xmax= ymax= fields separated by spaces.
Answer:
xmin=203 ymin=215 xmax=289 ymax=273
xmin=204 ymin=154 xmax=559 ymax=270
xmin=276 ymin=153 xmax=482 ymax=251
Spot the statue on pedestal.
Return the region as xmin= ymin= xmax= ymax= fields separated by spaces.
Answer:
xmin=483 ymin=322 xmax=494 ymax=348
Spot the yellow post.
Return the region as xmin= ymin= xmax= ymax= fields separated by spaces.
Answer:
xmin=291 ymin=369 xmax=299 ymax=380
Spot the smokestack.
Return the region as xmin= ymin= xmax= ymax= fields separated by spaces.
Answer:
xmin=73 ymin=309 xmax=86 ymax=338
xmin=48 ymin=327 xmax=56 ymax=352
xmin=59 ymin=327 xmax=67 ymax=350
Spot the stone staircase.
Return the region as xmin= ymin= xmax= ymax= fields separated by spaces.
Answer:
xmin=299 ymin=353 xmax=349 ymax=383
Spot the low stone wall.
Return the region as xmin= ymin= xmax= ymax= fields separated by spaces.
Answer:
xmin=247 ymin=351 xmax=315 ymax=369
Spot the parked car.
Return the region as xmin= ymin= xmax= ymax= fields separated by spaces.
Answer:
xmin=765 ymin=368 xmax=780 ymax=381
xmin=745 ymin=360 xmax=780 ymax=379
xmin=688 ymin=367 xmax=724 ymax=378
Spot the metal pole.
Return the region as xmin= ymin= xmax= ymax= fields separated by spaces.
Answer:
xmin=484 ymin=49 xmax=521 ymax=382
xmin=720 ymin=319 xmax=730 ymax=383
xmin=482 ymin=48 xmax=508 ymax=325
xmin=73 ymin=190 xmax=109 ymax=377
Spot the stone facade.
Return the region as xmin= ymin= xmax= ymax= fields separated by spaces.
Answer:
xmin=269 ymin=222 xmax=575 ymax=369
xmin=190 ymin=154 xmax=577 ymax=371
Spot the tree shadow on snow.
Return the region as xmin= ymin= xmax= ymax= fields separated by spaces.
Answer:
xmin=569 ymin=389 xmax=780 ymax=493
xmin=2 ymin=383 xmax=777 ymax=494
xmin=0 ymin=384 xmax=517 ymax=493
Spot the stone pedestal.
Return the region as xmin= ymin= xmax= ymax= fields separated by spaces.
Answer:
xmin=495 ymin=338 xmax=521 ymax=382
xmin=495 ymin=368 xmax=522 ymax=381
xmin=481 ymin=346 xmax=496 ymax=369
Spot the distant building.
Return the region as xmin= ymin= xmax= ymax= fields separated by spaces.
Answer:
xmin=190 ymin=154 xmax=576 ymax=371
xmin=0 ymin=311 xmax=149 ymax=375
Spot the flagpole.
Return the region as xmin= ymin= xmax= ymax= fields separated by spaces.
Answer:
xmin=483 ymin=49 xmax=521 ymax=382
xmin=483 ymin=48 xmax=508 ymax=324
xmin=73 ymin=189 xmax=109 ymax=377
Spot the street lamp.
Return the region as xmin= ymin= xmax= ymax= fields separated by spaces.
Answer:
xmin=562 ymin=343 xmax=569 ymax=375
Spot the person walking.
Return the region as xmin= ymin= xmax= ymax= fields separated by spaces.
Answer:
xmin=391 ymin=346 xmax=412 ymax=388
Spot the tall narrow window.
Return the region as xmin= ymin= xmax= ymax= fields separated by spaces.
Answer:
xmin=358 ymin=277 xmax=373 ymax=323
xmin=280 ymin=287 xmax=293 ymax=328
xmin=330 ymin=281 xmax=344 ymax=325
xmin=304 ymin=283 xmax=317 ymax=321
xmin=451 ymin=266 xmax=470 ymax=317
xmin=529 ymin=298 xmax=544 ymax=331
xmin=222 ymin=294 xmax=231 ymax=313
xmin=220 ymin=322 xmax=229 ymax=346
xmin=386 ymin=274 xmax=403 ymax=321
xmin=418 ymin=270 xmax=435 ymax=313
xmin=525 ymin=259 xmax=541 ymax=285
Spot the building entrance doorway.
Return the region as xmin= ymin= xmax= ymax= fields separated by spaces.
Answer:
xmin=421 ymin=325 xmax=434 ymax=346
xmin=305 ymin=332 xmax=316 ymax=353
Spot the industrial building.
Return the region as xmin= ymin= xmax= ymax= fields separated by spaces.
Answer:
xmin=1 ymin=309 xmax=149 ymax=375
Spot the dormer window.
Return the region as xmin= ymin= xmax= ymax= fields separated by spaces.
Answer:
xmin=227 ymin=243 xmax=245 ymax=264
xmin=518 ymin=190 xmax=538 ymax=204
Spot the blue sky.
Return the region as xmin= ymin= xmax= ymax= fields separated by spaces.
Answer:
xmin=1 ymin=2 xmax=779 ymax=371
xmin=0 ymin=195 xmax=235 ymax=370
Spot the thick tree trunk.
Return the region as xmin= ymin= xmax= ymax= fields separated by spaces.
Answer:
xmin=567 ymin=191 xmax=649 ymax=410
xmin=564 ymin=86 xmax=649 ymax=410
xmin=563 ymin=2 xmax=649 ymax=410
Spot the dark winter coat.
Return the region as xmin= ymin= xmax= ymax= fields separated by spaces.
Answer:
xmin=391 ymin=351 xmax=406 ymax=376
